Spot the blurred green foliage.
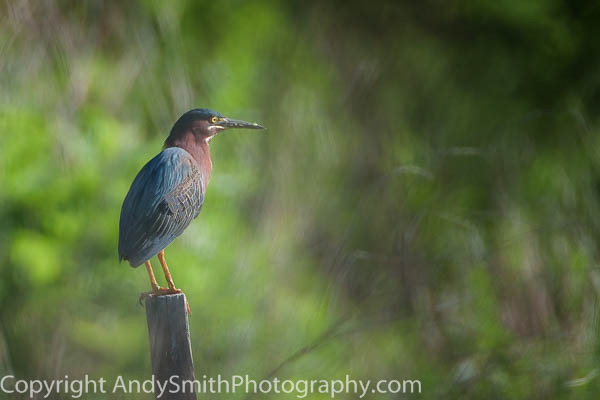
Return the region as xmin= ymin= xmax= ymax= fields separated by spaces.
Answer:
xmin=1 ymin=0 xmax=600 ymax=398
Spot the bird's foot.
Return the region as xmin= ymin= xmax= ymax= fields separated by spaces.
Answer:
xmin=138 ymin=290 xmax=160 ymax=305
xmin=138 ymin=288 xmax=191 ymax=315
xmin=155 ymin=287 xmax=183 ymax=295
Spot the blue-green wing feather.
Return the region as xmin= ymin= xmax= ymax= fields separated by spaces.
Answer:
xmin=118 ymin=147 xmax=204 ymax=267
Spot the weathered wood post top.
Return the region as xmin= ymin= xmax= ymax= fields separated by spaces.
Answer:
xmin=145 ymin=293 xmax=196 ymax=400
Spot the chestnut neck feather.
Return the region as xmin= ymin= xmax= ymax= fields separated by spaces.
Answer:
xmin=164 ymin=130 xmax=212 ymax=184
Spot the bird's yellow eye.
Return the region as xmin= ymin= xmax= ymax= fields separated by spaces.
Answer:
xmin=210 ymin=116 xmax=219 ymax=124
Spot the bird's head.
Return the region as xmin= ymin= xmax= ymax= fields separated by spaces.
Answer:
xmin=166 ymin=108 xmax=264 ymax=145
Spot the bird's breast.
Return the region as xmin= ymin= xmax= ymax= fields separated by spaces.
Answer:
xmin=165 ymin=131 xmax=212 ymax=189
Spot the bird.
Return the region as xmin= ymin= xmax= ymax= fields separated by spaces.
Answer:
xmin=118 ymin=108 xmax=264 ymax=313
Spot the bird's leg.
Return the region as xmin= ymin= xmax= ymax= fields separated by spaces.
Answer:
xmin=139 ymin=260 xmax=164 ymax=304
xmin=157 ymin=249 xmax=191 ymax=314
xmin=158 ymin=249 xmax=179 ymax=292
xmin=146 ymin=260 xmax=160 ymax=291
xmin=138 ymin=258 xmax=191 ymax=314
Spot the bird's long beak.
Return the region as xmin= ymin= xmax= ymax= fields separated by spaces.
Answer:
xmin=217 ymin=117 xmax=265 ymax=130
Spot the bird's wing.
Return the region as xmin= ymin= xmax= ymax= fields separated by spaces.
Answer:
xmin=118 ymin=147 xmax=205 ymax=267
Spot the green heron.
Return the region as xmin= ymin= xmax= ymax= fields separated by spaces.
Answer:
xmin=118 ymin=109 xmax=264 ymax=312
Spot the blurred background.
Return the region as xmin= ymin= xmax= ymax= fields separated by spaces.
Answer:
xmin=1 ymin=0 xmax=600 ymax=398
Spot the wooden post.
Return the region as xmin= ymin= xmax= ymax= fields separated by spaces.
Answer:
xmin=145 ymin=293 xmax=196 ymax=400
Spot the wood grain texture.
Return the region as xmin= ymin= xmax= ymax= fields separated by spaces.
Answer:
xmin=145 ymin=293 xmax=196 ymax=400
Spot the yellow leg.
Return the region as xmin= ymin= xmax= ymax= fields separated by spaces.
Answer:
xmin=158 ymin=249 xmax=178 ymax=290
xmin=157 ymin=249 xmax=191 ymax=315
xmin=145 ymin=260 xmax=160 ymax=291
xmin=140 ymin=260 xmax=165 ymax=304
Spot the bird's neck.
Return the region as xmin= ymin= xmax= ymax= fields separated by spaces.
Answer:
xmin=164 ymin=131 xmax=212 ymax=183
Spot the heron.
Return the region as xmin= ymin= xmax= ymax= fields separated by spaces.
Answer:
xmin=118 ymin=108 xmax=264 ymax=313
